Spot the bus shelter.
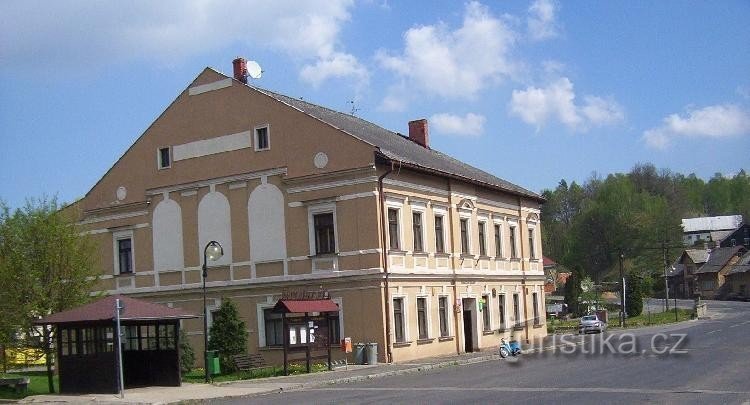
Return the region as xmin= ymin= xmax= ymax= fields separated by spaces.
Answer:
xmin=36 ymin=295 xmax=197 ymax=394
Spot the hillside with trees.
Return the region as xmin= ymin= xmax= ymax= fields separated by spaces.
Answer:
xmin=541 ymin=164 xmax=750 ymax=294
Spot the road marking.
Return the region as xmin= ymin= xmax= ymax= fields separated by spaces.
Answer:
xmin=706 ymin=329 xmax=722 ymax=334
xmin=310 ymin=387 xmax=750 ymax=396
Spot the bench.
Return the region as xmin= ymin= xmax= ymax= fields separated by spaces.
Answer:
xmin=232 ymin=353 xmax=275 ymax=376
xmin=0 ymin=377 xmax=30 ymax=393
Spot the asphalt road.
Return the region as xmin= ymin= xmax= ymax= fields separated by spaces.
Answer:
xmin=218 ymin=300 xmax=750 ymax=405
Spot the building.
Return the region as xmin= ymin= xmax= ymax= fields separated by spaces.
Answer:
xmin=725 ymin=251 xmax=750 ymax=300
xmin=718 ymin=222 xmax=750 ymax=249
xmin=693 ymin=246 xmax=747 ymax=299
xmin=72 ymin=58 xmax=547 ymax=366
xmin=681 ymin=215 xmax=743 ymax=246
xmin=669 ymin=249 xmax=709 ymax=298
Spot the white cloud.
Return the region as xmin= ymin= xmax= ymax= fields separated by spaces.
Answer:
xmin=527 ymin=0 xmax=559 ymax=41
xmin=643 ymin=104 xmax=750 ymax=149
xmin=299 ymin=52 xmax=368 ymax=88
xmin=0 ymin=0 xmax=362 ymax=87
xmin=509 ymin=77 xmax=624 ymax=131
xmin=376 ymin=1 xmax=518 ymax=100
xmin=430 ymin=113 xmax=486 ymax=137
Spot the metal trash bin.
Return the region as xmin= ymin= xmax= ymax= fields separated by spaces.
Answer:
xmin=365 ymin=342 xmax=378 ymax=365
xmin=354 ymin=343 xmax=366 ymax=365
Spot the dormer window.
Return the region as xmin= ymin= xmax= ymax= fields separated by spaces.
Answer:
xmin=255 ymin=125 xmax=270 ymax=151
xmin=158 ymin=147 xmax=171 ymax=169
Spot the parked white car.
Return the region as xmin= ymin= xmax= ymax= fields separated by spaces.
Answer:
xmin=578 ymin=314 xmax=607 ymax=334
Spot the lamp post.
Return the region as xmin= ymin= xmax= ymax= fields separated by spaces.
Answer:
xmin=202 ymin=240 xmax=224 ymax=383
xmin=619 ymin=251 xmax=626 ymax=328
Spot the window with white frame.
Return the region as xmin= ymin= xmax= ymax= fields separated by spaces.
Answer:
xmin=498 ymin=294 xmax=506 ymax=329
xmin=254 ymin=125 xmax=270 ymax=151
xmin=416 ymin=297 xmax=428 ymax=339
xmin=308 ymin=203 xmax=337 ymax=256
xmin=388 ymin=207 xmax=401 ymax=250
xmin=157 ymin=147 xmax=171 ymax=169
xmin=460 ymin=217 xmax=470 ymax=254
xmin=528 ymin=227 xmax=537 ymax=259
xmin=113 ymin=230 xmax=134 ymax=275
xmin=482 ymin=294 xmax=491 ymax=331
xmin=438 ymin=296 xmax=450 ymax=337
xmin=393 ymin=297 xmax=406 ymax=343
xmin=263 ymin=308 xmax=283 ymax=346
xmin=494 ymin=223 xmax=503 ymax=258
xmin=412 ymin=212 xmax=424 ymax=252
xmin=532 ymin=292 xmax=540 ymax=325
xmin=478 ymin=221 xmax=487 ymax=256
xmin=434 ymin=215 xmax=446 ymax=253
xmin=509 ymin=225 xmax=518 ymax=259
xmin=513 ymin=293 xmax=521 ymax=328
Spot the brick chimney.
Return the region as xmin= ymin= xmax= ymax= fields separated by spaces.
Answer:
xmin=408 ymin=119 xmax=429 ymax=148
xmin=233 ymin=57 xmax=248 ymax=84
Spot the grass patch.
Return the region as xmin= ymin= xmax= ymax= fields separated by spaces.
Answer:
xmin=0 ymin=370 xmax=58 ymax=399
xmin=182 ymin=362 xmax=330 ymax=384
xmin=617 ymin=308 xmax=693 ymax=328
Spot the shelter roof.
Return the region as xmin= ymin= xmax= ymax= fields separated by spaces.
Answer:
xmin=36 ymin=295 xmax=197 ymax=325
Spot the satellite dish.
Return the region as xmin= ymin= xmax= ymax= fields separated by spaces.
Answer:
xmin=246 ymin=60 xmax=262 ymax=79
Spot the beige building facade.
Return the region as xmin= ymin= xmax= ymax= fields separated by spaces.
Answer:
xmin=74 ymin=59 xmax=547 ymax=365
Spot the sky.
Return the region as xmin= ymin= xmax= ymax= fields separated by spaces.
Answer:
xmin=1 ymin=1 xmax=749 ymax=209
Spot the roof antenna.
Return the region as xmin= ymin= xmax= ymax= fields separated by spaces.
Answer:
xmin=245 ymin=60 xmax=263 ymax=82
xmin=348 ymin=100 xmax=360 ymax=116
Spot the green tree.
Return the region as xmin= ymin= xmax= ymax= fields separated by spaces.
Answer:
xmin=179 ymin=329 xmax=196 ymax=373
xmin=626 ymin=273 xmax=644 ymax=317
xmin=564 ymin=266 xmax=584 ymax=317
xmin=207 ymin=298 xmax=247 ymax=372
xmin=0 ymin=197 xmax=98 ymax=393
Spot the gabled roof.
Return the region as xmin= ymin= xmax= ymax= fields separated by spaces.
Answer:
xmin=36 ymin=295 xmax=197 ymax=325
xmin=543 ymin=256 xmax=557 ymax=266
xmin=728 ymin=250 xmax=750 ymax=275
xmin=695 ymin=246 xmax=747 ymax=274
xmin=238 ymin=76 xmax=543 ymax=202
xmin=682 ymin=249 xmax=710 ymax=264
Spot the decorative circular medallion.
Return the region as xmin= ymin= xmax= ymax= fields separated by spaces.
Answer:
xmin=313 ymin=152 xmax=329 ymax=169
xmin=116 ymin=186 xmax=127 ymax=201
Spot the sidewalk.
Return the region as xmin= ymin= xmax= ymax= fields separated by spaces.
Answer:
xmin=17 ymin=336 xmax=560 ymax=404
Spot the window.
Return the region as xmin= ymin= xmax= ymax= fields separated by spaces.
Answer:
xmin=498 ymin=294 xmax=506 ymax=329
xmin=255 ymin=126 xmax=270 ymax=151
xmin=388 ymin=208 xmax=400 ymax=250
xmin=158 ymin=324 xmax=176 ymax=350
xmin=532 ymin=292 xmax=540 ymax=325
xmin=313 ymin=213 xmax=335 ymax=254
xmin=438 ymin=296 xmax=450 ymax=337
xmin=528 ymin=228 xmax=536 ymax=259
xmin=460 ymin=218 xmax=470 ymax=254
xmin=731 ymin=239 xmax=737 ymax=247
xmin=124 ymin=325 xmax=139 ymax=351
xmin=81 ymin=328 xmax=96 ymax=355
xmin=482 ymin=295 xmax=491 ymax=331
xmin=513 ymin=293 xmax=521 ymax=328
xmin=701 ymin=280 xmax=715 ymax=290
xmin=478 ymin=222 xmax=487 ymax=256
xmin=494 ymin=224 xmax=503 ymax=258
xmin=118 ymin=237 xmax=133 ymax=274
xmin=140 ymin=325 xmax=157 ymax=350
xmin=417 ymin=297 xmax=428 ymax=339
xmin=61 ymin=328 xmax=77 ymax=356
xmin=509 ymin=226 xmax=518 ymax=259
xmin=435 ymin=216 xmax=445 ymax=253
xmin=264 ymin=308 xmax=283 ymax=346
xmin=158 ymin=147 xmax=171 ymax=169
xmin=97 ymin=327 xmax=114 ymax=353
xmin=393 ymin=298 xmax=405 ymax=343
xmin=413 ymin=212 xmax=424 ymax=252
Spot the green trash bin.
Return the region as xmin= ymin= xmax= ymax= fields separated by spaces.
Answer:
xmin=206 ymin=350 xmax=221 ymax=375
xmin=353 ymin=343 xmax=366 ymax=365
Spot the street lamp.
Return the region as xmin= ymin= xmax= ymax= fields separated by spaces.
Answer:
xmin=619 ymin=252 xmax=626 ymax=328
xmin=202 ymin=240 xmax=223 ymax=383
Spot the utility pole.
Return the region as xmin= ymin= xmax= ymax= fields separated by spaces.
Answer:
xmin=662 ymin=242 xmax=670 ymax=311
xmin=619 ymin=251 xmax=626 ymax=328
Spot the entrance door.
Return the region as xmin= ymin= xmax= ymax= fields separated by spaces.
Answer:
xmin=462 ymin=298 xmax=475 ymax=353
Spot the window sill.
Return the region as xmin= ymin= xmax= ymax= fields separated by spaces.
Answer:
xmin=482 ymin=330 xmax=495 ymax=336
xmin=434 ymin=252 xmax=450 ymax=258
xmin=478 ymin=255 xmax=491 ymax=260
xmin=259 ymin=346 xmax=284 ymax=351
xmin=388 ymin=249 xmax=407 ymax=255
xmin=309 ymin=253 xmax=338 ymax=258
xmin=416 ymin=338 xmax=435 ymax=344
xmin=529 ymin=258 xmax=540 ymax=262
xmin=533 ymin=323 xmax=544 ymax=329
xmin=393 ymin=341 xmax=412 ymax=348
xmin=412 ymin=251 xmax=429 ymax=257
xmin=509 ymin=257 xmax=521 ymax=262
xmin=438 ymin=336 xmax=454 ymax=342
xmin=114 ymin=272 xmax=134 ymax=277
xmin=460 ymin=254 xmax=476 ymax=259
xmin=512 ymin=325 xmax=525 ymax=331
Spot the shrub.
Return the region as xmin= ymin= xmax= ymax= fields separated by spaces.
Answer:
xmin=207 ymin=298 xmax=247 ymax=372
xmin=179 ymin=329 xmax=195 ymax=374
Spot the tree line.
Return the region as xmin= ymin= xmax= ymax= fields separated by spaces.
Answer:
xmin=542 ymin=164 xmax=750 ymax=300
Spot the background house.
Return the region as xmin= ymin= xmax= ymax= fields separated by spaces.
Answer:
xmin=73 ymin=59 xmax=547 ymax=366
xmin=694 ymin=246 xmax=747 ymax=299
xmin=681 ymin=215 xmax=743 ymax=246
xmin=725 ymin=251 xmax=750 ymax=300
